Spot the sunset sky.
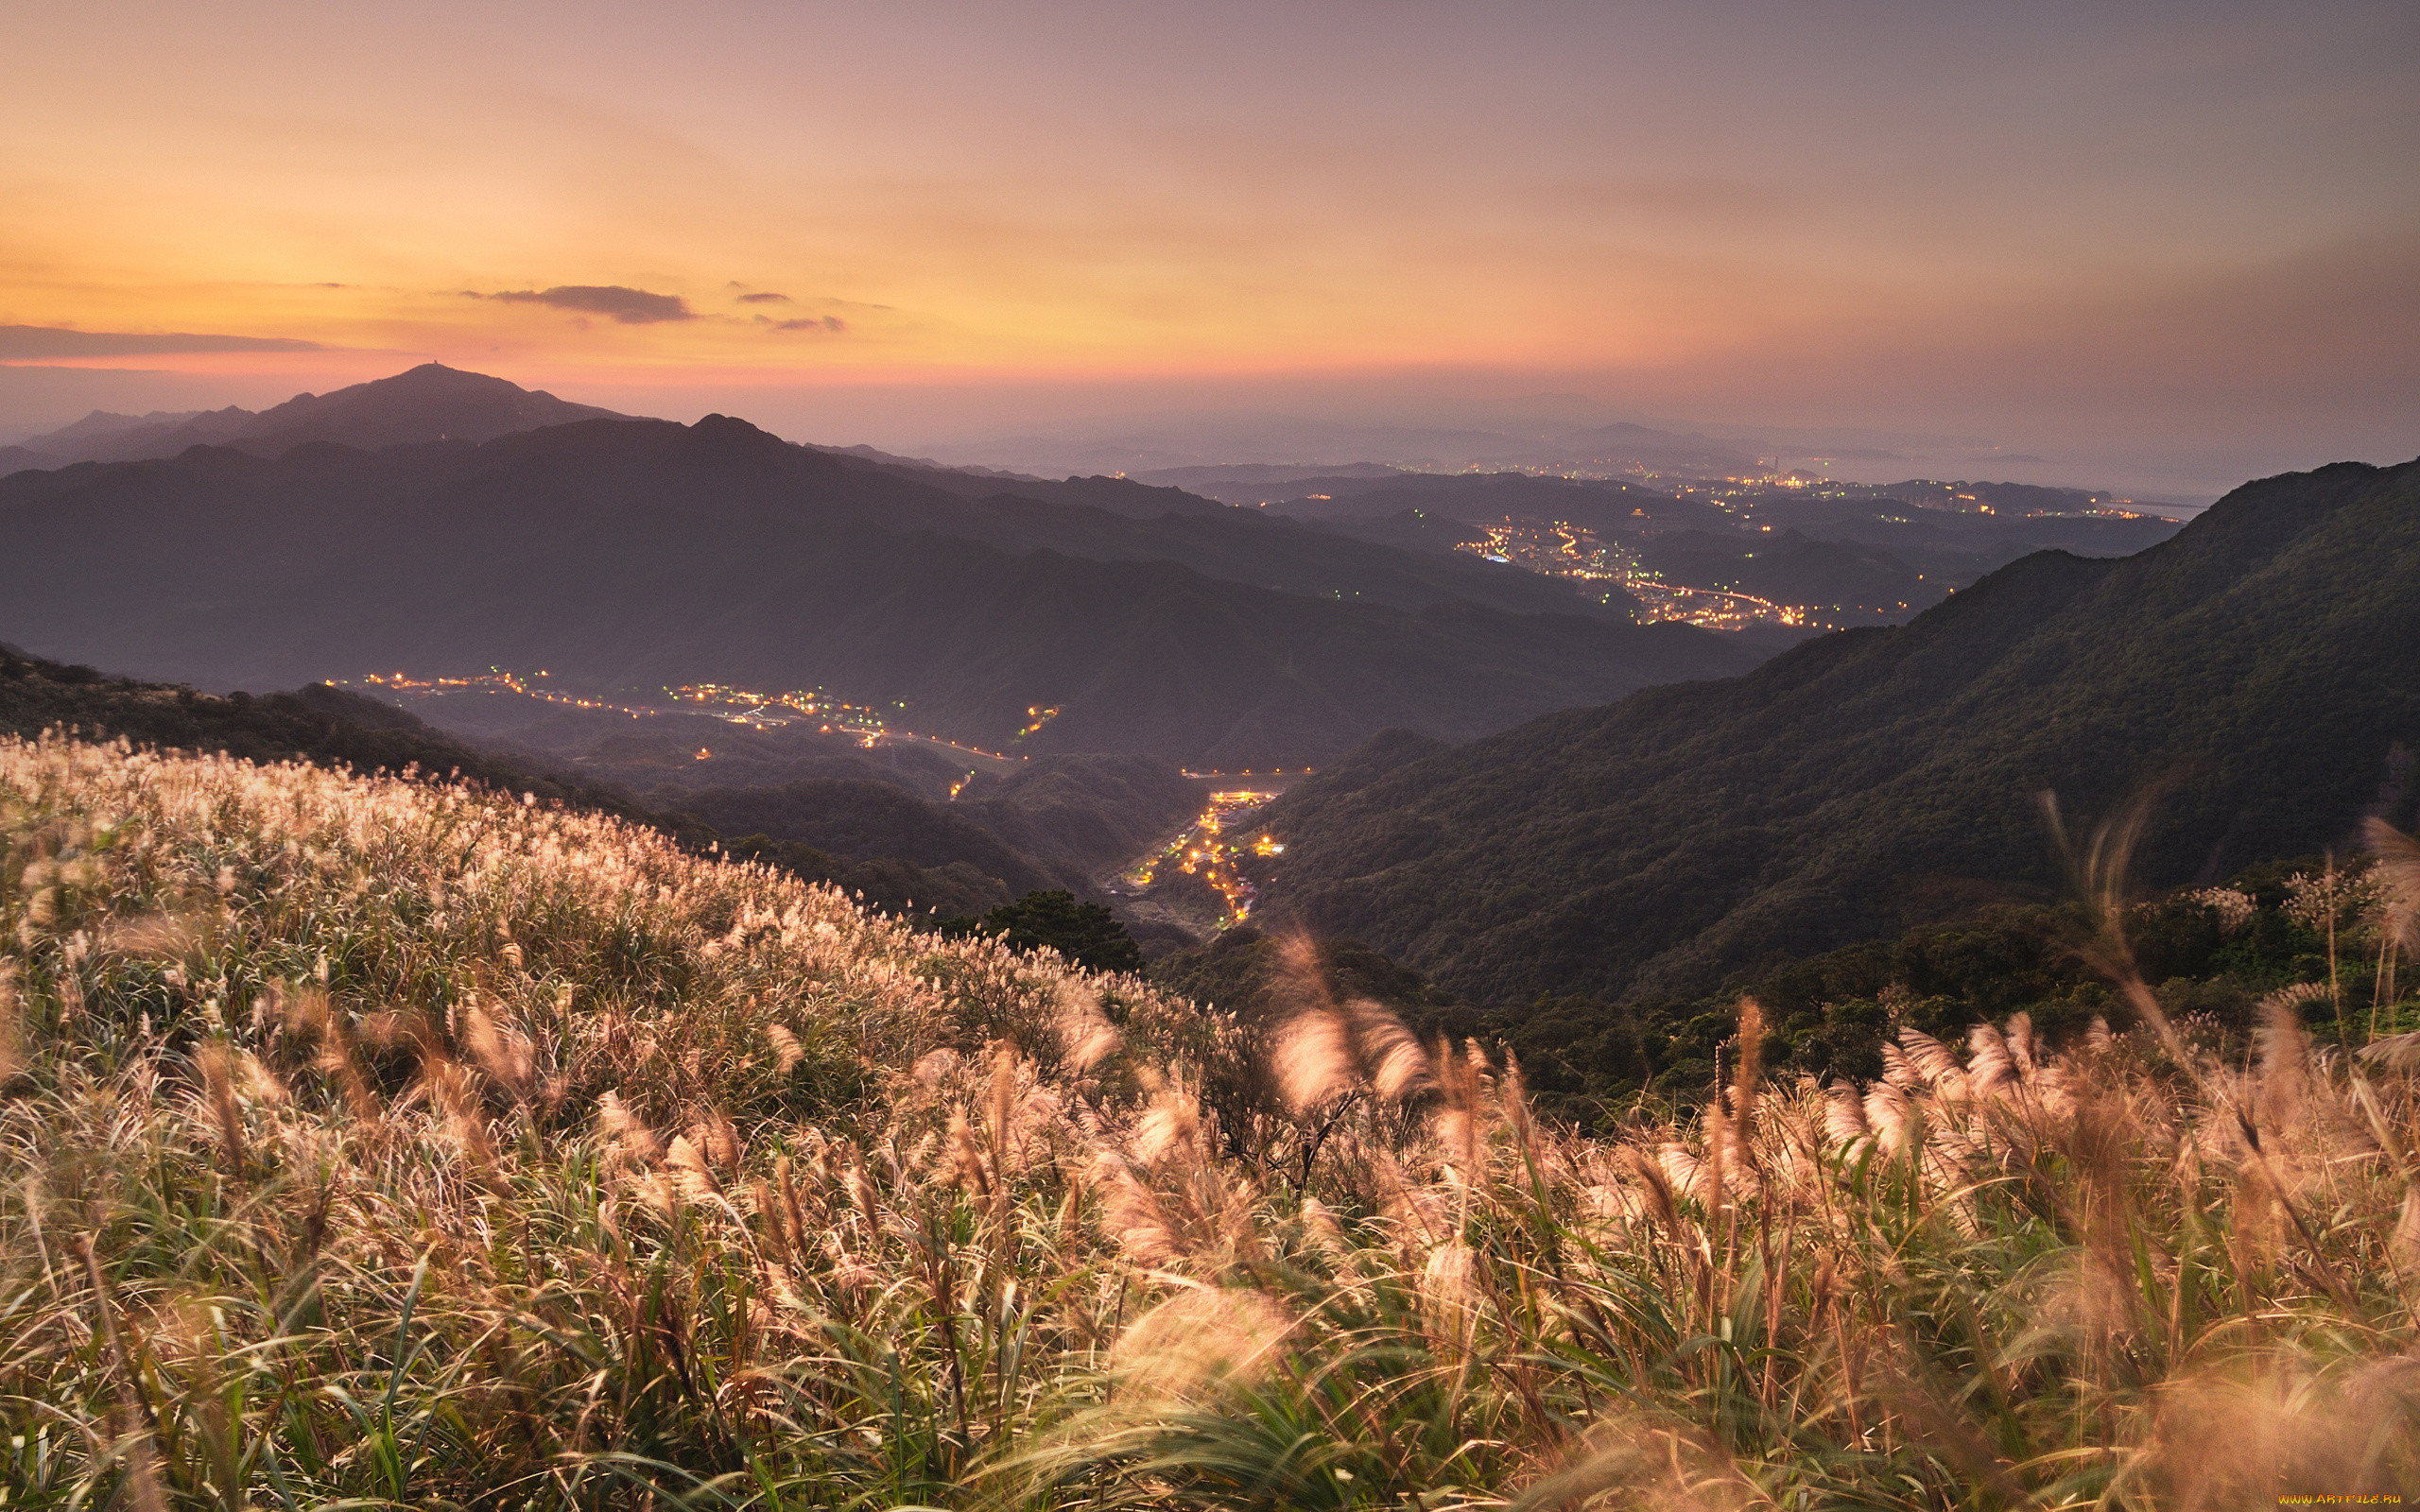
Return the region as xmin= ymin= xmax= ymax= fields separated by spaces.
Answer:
xmin=6 ymin=0 xmax=2415 ymax=495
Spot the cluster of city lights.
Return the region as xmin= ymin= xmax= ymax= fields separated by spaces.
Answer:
xmin=1455 ymin=521 xmax=1820 ymax=631
xmin=1126 ymin=789 xmax=1283 ymax=926
xmin=353 ymin=668 xmax=1030 ymax=762
xmin=354 ymin=669 xmax=659 ymax=718
xmin=1177 ymin=766 xmax=1314 ymax=779
xmin=1453 ymin=518 xmax=1929 ymax=632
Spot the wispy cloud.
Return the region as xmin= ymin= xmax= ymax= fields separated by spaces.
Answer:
xmin=0 ymin=325 xmax=325 ymax=360
xmin=768 ymin=316 xmax=846 ymax=334
xmin=735 ymin=291 xmax=792 ymax=304
xmin=475 ymin=285 xmax=695 ymax=323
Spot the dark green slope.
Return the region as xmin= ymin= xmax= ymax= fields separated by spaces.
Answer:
xmin=672 ymin=755 xmax=1199 ymax=901
xmin=676 ymin=779 xmax=1061 ymax=895
xmin=1255 ymin=458 xmax=2420 ymax=1008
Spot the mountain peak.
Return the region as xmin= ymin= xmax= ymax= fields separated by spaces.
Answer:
xmin=232 ymin=364 xmax=638 ymax=454
xmin=7 ymin=365 xmax=646 ymax=467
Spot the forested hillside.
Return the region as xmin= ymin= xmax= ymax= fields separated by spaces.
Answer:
xmin=1258 ymin=457 xmax=2420 ymax=1006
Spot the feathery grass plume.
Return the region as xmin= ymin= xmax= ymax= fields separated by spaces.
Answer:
xmin=1344 ymin=995 xmax=1434 ymax=1103
xmin=1731 ymin=996 xmax=1765 ymax=1129
xmin=77 ymin=1236 xmax=169 ymax=1512
xmin=287 ymin=985 xmax=380 ymax=1122
xmin=460 ymin=999 xmax=534 ymax=1103
xmin=2131 ymin=1359 xmax=2420 ymax=1505
xmin=2394 ymin=1186 xmax=2420 ymax=1276
xmin=1297 ymin=1194 xmax=1357 ymax=1269
xmin=2254 ymin=983 xmax=2327 ymax=1140
xmin=1432 ymin=1037 xmax=1489 ymax=1179
xmin=233 ymin=1046 xmax=288 ymax=1107
xmin=947 ymin=1108 xmax=994 ymax=1199
xmin=1705 ymin=997 xmax=1764 ymax=1252
xmin=1273 ymin=1006 xmax=1354 ymax=1117
xmin=1513 ymin=1419 xmax=1758 ymax=1512
xmin=1110 ymin=1285 xmax=1296 ymax=1401
xmin=1823 ymin=1081 xmax=1870 ymax=1151
xmin=2003 ymin=1009 xmax=2037 ymax=1075
xmin=1368 ymin=1144 xmax=1451 ymax=1247
xmin=595 ymin=1089 xmax=663 ymax=1165
xmin=770 ymin=1151 xmax=815 ymax=1249
xmin=1862 ymin=1080 xmax=1911 ymax=1159
xmin=1419 ymin=1238 xmax=1478 ymax=1356
xmin=194 ymin=1041 xmax=245 ymax=1176
xmin=913 ymin=1046 xmax=960 ymax=1089
xmin=423 ymin=1053 xmax=497 ymax=1171
xmin=1964 ymin=1022 xmax=2014 ymax=1098
xmin=751 ymin=1175 xmax=793 ymax=1266
xmin=693 ymin=1103 xmax=742 ymax=1174
xmin=764 ymin=1020 xmax=804 ymax=1074
xmin=0 ymin=963 xmax=26 ymax=1087
xmin=2060 ymin=1078 xmax=2149 ymax=1356
xmin=1896 ymin=1027 xmax=1965 ymax=1097
xmin=2040 ymin=786 xmax=2230 ymax=1090
xmin=1619 ymin=1143 xmax=1682 ymax=1234
xmin=1880 ymin=1039 xmax=1920 ymax=1088
xmin=665 ymin=1131 xmax=723 ymax=1203
xmin=2371 ymin=816 xmax=2420 ymax=943
xmin=1657 ymin=1142 xmax=1707 ymax=1206
xmin=985 ymin=1039 xmax=1020 ymax=1170
xmin=1132 ymin=1074 xmax=1203 ymax=1172
xmin=1053 ymin=979 xmax=1121 ymax=1074
xmin=1091 ymin=1149 xmax=1184 ymax=1266
xmin=840 ymin=1155 xmax=882 ymax=1240
xmin=2366 ymin=816 xmax=2420 ymax=1035
xmin=2042 ymin=781 xmax=2165 ymax=950
xmin=1499 ymin=1045 xmax=1547 ymax=1184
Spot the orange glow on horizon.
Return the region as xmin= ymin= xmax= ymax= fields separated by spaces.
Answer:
xmin=2 ymin=2 xmax=2412 ymax=489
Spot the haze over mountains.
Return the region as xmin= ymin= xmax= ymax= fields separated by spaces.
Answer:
xmin=0 ymin=365 xmax=1754 ymax=769
xmin=921 ymin=413 xmax=1768 ymax=481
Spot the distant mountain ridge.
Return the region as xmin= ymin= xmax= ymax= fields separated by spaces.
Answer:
xmin=5 ymin=363 xmax=629 ymax=466
xmin=232 ymin=363 xmax=631 ymax=452
xmin=0 ymin=383 xmax=1756 ymax=766
xmin=1253 ymin=456 xmax=2420 ymax=1007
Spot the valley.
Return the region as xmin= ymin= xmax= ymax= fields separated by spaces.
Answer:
xmin=1108 ymin=783 xmax=1288 ymax=931
xmin=0 ymin=365 xmax=2241 ymax=978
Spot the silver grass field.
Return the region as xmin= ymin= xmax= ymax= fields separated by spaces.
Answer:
xmin=3 ymin=732 xmax=2418 ymax=1508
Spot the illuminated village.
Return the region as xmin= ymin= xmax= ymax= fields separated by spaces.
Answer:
xmin=350 ymin=669 xmax=1028 ymax=762
xmin=1123 ymin=787 xmax=1286 ymax=927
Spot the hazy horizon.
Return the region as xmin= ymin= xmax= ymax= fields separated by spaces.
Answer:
xmin=7 ymin=1 xmax=2417 ymax=499
xmin=0 ymin=361 xmax=2344 ymax=504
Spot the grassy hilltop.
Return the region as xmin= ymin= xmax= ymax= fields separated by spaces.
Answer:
xmin=5 ymin=735 xmax=2420 ymax=1505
